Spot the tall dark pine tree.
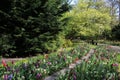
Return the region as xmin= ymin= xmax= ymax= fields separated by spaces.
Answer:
xmin=0 ymin=0 xmax=70 ymax=57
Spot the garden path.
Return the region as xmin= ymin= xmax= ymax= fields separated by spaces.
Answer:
xmin=107 ymin=45 xmax=120 ymax=53
xmin=1 ymin=58 xmax=25 ymax=62
xmin=98 ymin=43 xmax=120 ymax=53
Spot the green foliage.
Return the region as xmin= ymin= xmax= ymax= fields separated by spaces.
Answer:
xmin=111 ymin=24 xmax=120 ymax=40
xmin=64 ymin=39 xmax=73 ymax=47
xmin=0 ymin=34 xmax=15 ymax=56
xmin=62 ymin=0 xmax=111 ymax=40
xmin=0 ymin=0 xmax=70 ymax=56
xmin=116 ymin=54 xmax=120 ymax=63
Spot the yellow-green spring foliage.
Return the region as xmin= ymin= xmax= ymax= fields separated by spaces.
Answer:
xmin=63 ymin=0 xmax=111 ymax=39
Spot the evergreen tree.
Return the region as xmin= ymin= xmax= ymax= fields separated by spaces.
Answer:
xmin=0 ymin=0 xmax=70 ymax=57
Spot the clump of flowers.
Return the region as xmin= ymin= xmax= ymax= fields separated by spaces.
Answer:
xmin=112 ymin=63 xmax=118 ymax=67
xmin=47 ymin=62 xmax=52 ymax=65
xmin=8 ymin=74 xmax=13 ymax=80
xmin=2 ymin=60 xmax=7 ymax=67
xmin=36 ymin=73 xmax=42 ymax=79
xmin=3 ymin=74 xmax=8 ymax=80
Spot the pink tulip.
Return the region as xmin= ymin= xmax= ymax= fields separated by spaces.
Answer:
xmin=2 ymin=60 xmax=7 ymax=67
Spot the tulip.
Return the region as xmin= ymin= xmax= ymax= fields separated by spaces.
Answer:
xmin=11 ymin=60 xmax=14 ymax=64
xmin=2 ymin=60 xmax=7 ymax=67
xmin=35 ymin=63 xmax=39 ymax=68
xmin=3 ymin=74 xmax=8 ymax=80
xmin=112 ymin=63 xmax=118 ymax=67
xmin=47 ymin=62 xmax=52 ymax=65
xmin=6 ymin=66 xmax=11 ymax=71
xmin=73 ymin=72 xmax=77 ymax=80
xmin=8 ymin=74 xmax=13 ymax=80
xmin=74 ymin=57 xmax=79 ymax=63
xmin=36 ymin=73 xmax=42 ymax=79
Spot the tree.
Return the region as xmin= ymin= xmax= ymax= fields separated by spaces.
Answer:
xmin=116 ymin=0 xmax=120 ymax=24
xmin=0 ymin=0 xmax=70 ymax=57
xmin=105 ymin=0 xmax=118 ymax=26
xmin=63 ymin=0 xmax=111 ymax=40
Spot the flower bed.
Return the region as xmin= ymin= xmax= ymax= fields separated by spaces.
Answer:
xmin=0 ymin=44 xmax=91 ymax=80
xmin=57 ymin=45 xmax=120 ymax=80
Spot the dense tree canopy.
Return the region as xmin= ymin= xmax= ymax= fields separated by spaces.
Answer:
xmin=63 ymin=0 xmax=111 ymax=40
xmin=0 ymin=0 xmax=70 ymax=57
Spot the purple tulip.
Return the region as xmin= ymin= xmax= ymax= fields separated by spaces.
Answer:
xmin=36 ymin=73 xmax=42 ymax=79
xmin=73 ymin=72 xmax=77 ymax=80
xmin=47 ymin=62 xmax=52 ymax=65
xmin=4 ymin=74 xmax=8 ymax=80
xmin=35 ymin=64 xmax=39 ymax=68
xmin=34 ymin=62 xmax=40 ymax=68
xmin=7 ymin=66 xmax=11 ymax=71
xmin=8 ymin=74 xmax=13 ymax=80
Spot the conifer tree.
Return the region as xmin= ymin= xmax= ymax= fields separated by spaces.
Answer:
xmin=0 ymin=0 xmax=70 ymax=57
